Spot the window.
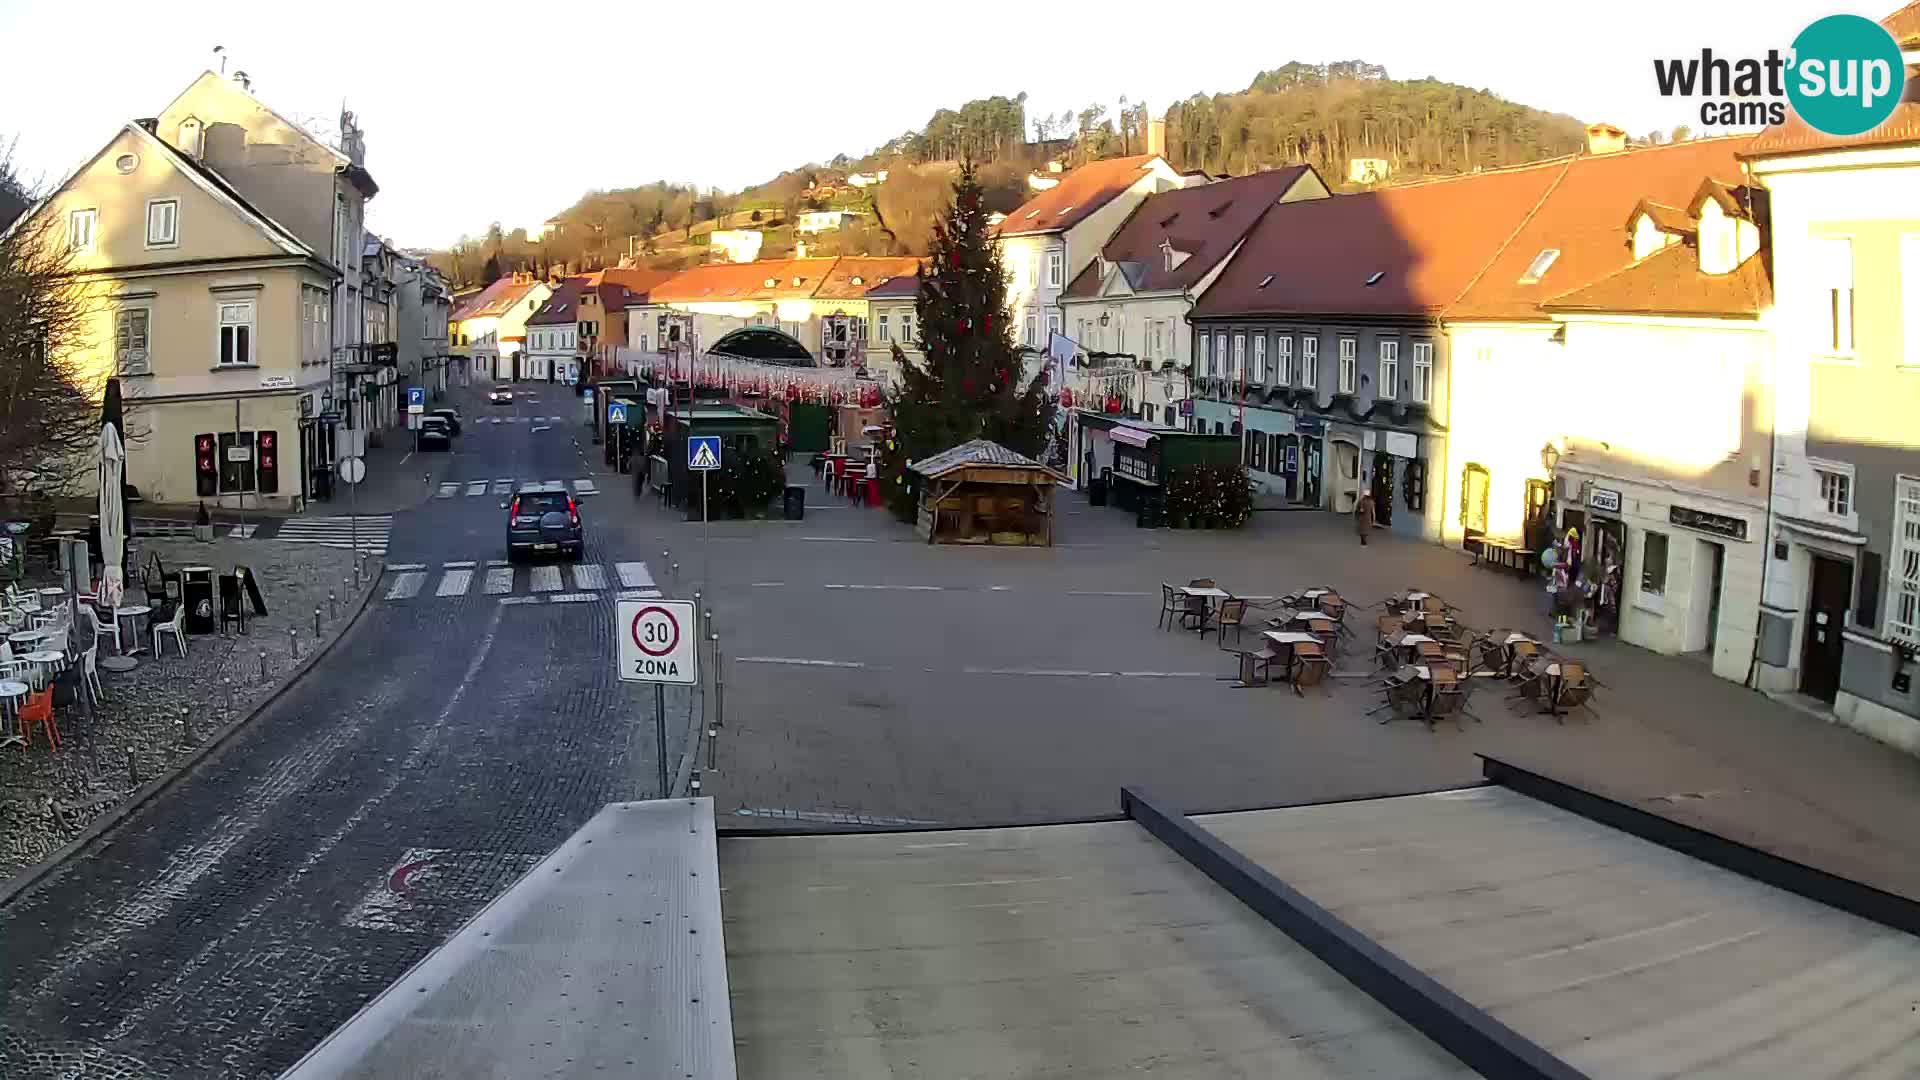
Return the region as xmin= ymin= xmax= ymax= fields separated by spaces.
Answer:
xmin=218 ymin=300 xmax=255 ymax=366
xmin=1198 ymin=332 xmax=1211 ymax=377
xmin=1411 ymin=342 xmax=1434 ymax=404
xmin=145 ymin=199 xmax=179 ymax=247
xmin=1150 ymin=320 xmax=1163 ymax=360
xmin=1251 ymin=335 xmax=1266 ymax=383
xmin=877 ymin=314 xmax=891 ymax=342
xmin=1377 ymin=340 xmax=1398 ymax=399
xmin=1337 ymin=337 xmax=1357 ymax=394
xmin=1890 ymin=475 xmax=1920 ymax=642
xmin=1274 ymin=335 xmax=1292 ymax=385
xmin=1818 ymin=468 xmax=1852 ymax=518
xmin=1046 ymin=313 xmax=1061 ymax=340
xmin=1641 ymin=531 xmax=1670 ymax=596
xmin=1216 ymin=332 xmax=1229 ymax=382
xmin=1025 ymin=315 xmax=1037 ymax=346
xmin=1814 ymin=237 xmax=1854 ymax=354
xmin=901 ymin=313 xmax=914 ymax=343
xmin=1045 ymin=250 xmax=1063 ymax=287
xmin=68 ymin=209 xmax=97 ymax=253
xmin=1301 ymin=336 xmax=1318 ymax=389
xmin=1518 ymin=248 xmax=1560 ymax=284
xmin=115 ymin=308 xmax=150 ymax=375
xmin=1232 ymin=333 xmax=1246 ymax=383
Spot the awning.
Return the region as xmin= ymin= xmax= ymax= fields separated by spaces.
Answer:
xmin=1110 ymin=427 xmax=1156 ymax=449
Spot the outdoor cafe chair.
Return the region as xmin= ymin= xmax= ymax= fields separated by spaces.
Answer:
xmin=0 ymin=644 xmax=30 ymax=685
xmin=1428 ymin=668 xmax=1473 ymax=730
xmin=83 ymin=605 xmax=121 ymax=654
xmin=152 ymin=604 xmax=188 ymax=659
xmin=1156 ymin=584 xmax=1182 ymax=631
xmin=1213 ymin=599 xmax=1251 ymax=647
xmin=16 ymin=686 xmax=58 ymax=751
xmin=1372 ymin=667 xmax=1428 ymax=724
xmin=1231 ymin=644 xmax=1279 ymax=687
xmin=79 ymin=644 xmax=102 ymax=704
xmin=1549 ymin=661 xmax=1597 ymax=722
xmin=1289 ymin=640 xmax=1332 ymax=695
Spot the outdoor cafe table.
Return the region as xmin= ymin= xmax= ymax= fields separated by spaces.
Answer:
xmin=23 ymin=650 xmax=62 ymax=690
xmin=1178 ymin=585 xmax=1230 ymax=632
xmin=9 ymin=628 xmax=48 ymax=649
xmin=0 ymin=679 xmax=27 ymax=747
xmin=101 ymin=603 xmax=152 ymax=672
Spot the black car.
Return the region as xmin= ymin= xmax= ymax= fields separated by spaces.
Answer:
xmin=429 ymin=407 xmax=462 ymax=435
xmin=417 ymin=416 xmax=453 ymax=451
xmin=506 ymin=481 xmax=583 ymax=561
xmin=488 ymin=385 xmax=515 ymax=404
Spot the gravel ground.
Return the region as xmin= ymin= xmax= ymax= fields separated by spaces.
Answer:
xmin=0 ymin=538 xmax=376 ymax=880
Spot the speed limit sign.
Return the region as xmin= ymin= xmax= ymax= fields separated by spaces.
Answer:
xmin=617 ymin=598 xmax=697 ymax=684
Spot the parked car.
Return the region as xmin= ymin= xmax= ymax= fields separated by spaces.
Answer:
xmin=488 ymin=386 xmax=515 ymax=404
xmin=417 ymin=416 xmax=454 ymax=451
xmin=429 ymin=407 xmax=462 ymax=435
xmin=505 ymin=481 xmax=583 ymax=561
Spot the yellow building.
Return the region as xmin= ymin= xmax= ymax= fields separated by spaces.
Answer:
xmin=11 ymin=120 xmax=337 ymax=510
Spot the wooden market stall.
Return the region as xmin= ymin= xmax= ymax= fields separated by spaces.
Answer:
xmin=910 ymin=440 xmax=1063 ymax=546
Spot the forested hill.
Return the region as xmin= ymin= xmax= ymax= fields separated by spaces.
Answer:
xmin=428 ymin=61 xmax=1594 ymax=285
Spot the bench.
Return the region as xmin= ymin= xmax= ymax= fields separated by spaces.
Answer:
xmin=1464 ymin=530 xmax=1538 ymax=579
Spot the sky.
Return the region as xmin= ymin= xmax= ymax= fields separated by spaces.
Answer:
xmin=0 ymin=0 xmax=1842 ymax=250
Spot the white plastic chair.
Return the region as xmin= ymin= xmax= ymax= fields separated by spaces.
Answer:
xmin=85 ymin=605 xmax=121 ymax=654
xmin=0 ymin=642 xmax=30 ymax=684
xmin=80 ymin=643 xmax=102 ymax=703
xmin=153 ymin=605 xmax=187 ymax=658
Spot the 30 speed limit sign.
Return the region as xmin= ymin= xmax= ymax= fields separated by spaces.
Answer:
xmin=616 ymin=599 xmax=697 ymax=684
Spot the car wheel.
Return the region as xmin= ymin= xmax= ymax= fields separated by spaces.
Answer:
xmin=505 ymin=548 xmax=519 ymax=565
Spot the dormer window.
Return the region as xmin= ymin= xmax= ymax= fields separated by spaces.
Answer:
xmin=764 ymin=278 xmax=777 ymax=288
xmin=1365 ymin=271 xmax=1385 ymax=287
xmin=1518 ymin=249 xmax=1560 ymax=284
xmin=178 ymin=117 xmax=203 ymax=158
xmin=1258 ymin=274 xmax=1274 ymax=289
xmin=850 ymin=275 xmax=863 ymax=285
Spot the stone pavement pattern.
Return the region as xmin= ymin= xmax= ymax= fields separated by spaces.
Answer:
xmin=0 ymin=537 xmax=367 ymax=880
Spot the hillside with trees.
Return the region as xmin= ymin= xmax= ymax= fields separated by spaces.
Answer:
xmin=426 ymin=61 xmax=1593 ymax=287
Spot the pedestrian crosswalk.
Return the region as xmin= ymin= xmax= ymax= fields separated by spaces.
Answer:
xmin=381 ymin=560 xmax=663 ymax=604
xmin=271 ymin=514 xmax=392 ymax=555
xmin=436 ymin=478 xmax=601 ymax=499
xmin=478 ymin=415 xmax=571 ymax=424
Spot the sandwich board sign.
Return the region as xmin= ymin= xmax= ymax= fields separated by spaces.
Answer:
xmin=688 ymin=435 xmax=721 ymax=471
xmin=618 ymin=599 xmax=697 ymax=684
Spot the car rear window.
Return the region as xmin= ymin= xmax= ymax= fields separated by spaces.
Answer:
xmin=515 ymin=493 xmax=569 ymax=514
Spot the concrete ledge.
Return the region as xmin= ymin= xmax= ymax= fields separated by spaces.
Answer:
xmin=0 ymin=561 xmax=385 ymax=910
xmin=1120 ymin=785 xmax=1586 ymax=1080
xmin=1833 ymin=691 xmax=1920 ymax=756
xmin=1479 ymin=754 xmax=1920 ymax=937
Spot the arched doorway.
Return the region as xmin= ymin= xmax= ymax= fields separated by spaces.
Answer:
xmin=1329 ymin=438 xmax=1362 ymax=514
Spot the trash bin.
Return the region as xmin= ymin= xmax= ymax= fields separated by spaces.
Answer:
xmin=783 ymin=484 xmax=806 ymax=521
xmin=1088 ymin=477 xmax=1108 ymax=507
xmin=182 ymin=566 xmax=215 ymax=634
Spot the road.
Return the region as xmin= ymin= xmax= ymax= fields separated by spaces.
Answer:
xmin=0 ymin=383 xmax=692 ymax=1080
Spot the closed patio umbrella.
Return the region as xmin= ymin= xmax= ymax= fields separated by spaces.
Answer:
xmin=96 ymin=421 xmax=126 ymax=612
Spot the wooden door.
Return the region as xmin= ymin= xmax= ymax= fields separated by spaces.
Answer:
xmin=1801 ymin=555 xmax=1853 ymax=703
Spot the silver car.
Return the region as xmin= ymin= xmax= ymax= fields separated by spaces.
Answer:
xmin=505 ymin=481 xmax=583 ymax=561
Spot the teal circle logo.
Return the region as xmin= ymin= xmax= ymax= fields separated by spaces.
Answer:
xmin=1787 ymin=14 xmax=1907 ymax=136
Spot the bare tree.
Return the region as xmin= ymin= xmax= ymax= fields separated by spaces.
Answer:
xmin=0 ymin=140 xmax=122 ymax=497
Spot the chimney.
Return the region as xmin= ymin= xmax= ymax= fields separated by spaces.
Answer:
xmin=1584 ymin=123 xmax=1627 ymax=155
xmin=796 ymin=239 xmax=808 ymax=260
xmin=1147 ymin=116 xmax=1167 ymax=159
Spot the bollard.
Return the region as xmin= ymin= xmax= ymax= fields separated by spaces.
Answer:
xmin=671 ymin=562 xmax=679 ymax=579
xmin=180 ymin=706 xmax=195 ymax=745
xmin=289 ymin=626 xmax=299 ymax=660
xmin=329 ymin=590 xmax=338 ymax=620
xmin=707 ymin=725 xmax=718 ymax=771
xmin=127 ymin=752 xmax=140 ymax=786
xmin=689 ymin=770 xmax=702 ymax=800
xmin=314 ymin=605 xmax=322 ymax=638
xmin=225 ymin=676 xmax=235 ymax=713
xmin=260 ymin=651 xmax=268 ymax=681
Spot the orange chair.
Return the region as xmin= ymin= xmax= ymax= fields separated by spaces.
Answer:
xmin=17 ymin=687 xmax=58 ymax=751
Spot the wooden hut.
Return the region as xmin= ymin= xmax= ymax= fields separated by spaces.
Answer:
xmin=910 ymin=440 xmax=1063 ymax=546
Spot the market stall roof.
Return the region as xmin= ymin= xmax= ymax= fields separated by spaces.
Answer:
xmin=908 ymin=439 xmax=1058 ymax=480
xmin=708 ymin=326 xmax=812 ymax=364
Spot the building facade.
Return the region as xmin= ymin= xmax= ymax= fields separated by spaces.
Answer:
xmin=395 ymin=257 xmax=452 ymax=393
xmin=1747 ymin=20 xmax=1920 ymax=749
xmin=449 ymin=275 xmax=551 ymax=381
xmin=525 ymin=279 xmax=584 ymax=383
xmin=862 ymin=275 xmax=921 ymax=385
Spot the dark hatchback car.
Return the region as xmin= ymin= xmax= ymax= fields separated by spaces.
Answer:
xmin=416 ymin=415 xmax=454 ymax=451
xmin=429 ymin=407 xmax=462 ymax=435
xmin=505 ymin=482 xmax=583 ymax=561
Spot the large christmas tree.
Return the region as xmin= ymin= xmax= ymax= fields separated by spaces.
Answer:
xmin=884 ymin=163 xmax=1050 ymax=520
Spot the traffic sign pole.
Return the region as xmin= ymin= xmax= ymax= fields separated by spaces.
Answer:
xmin=655 ymin=683 xmax=668 ymax=797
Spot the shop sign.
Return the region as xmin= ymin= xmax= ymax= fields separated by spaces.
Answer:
xmin=1670 ymin=505 xmax=1749 ymax=542
xmin=1114 ymin=449 xmax=1154 ymax=484
xmin=1588 ymin=487 xmax=1623 ymax=513
xmin=1293 ymin=415 xmax=1327 ymax=435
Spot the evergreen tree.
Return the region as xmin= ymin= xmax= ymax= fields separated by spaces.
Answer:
xmin=883 ymin=162 xmax=1049 ymax=520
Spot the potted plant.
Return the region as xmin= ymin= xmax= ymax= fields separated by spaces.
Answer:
xmin=193 ymin=501 xmax=214 ymax=542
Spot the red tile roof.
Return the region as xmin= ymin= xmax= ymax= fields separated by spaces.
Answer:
xmin=527 ymin=279 xmax=586 ymax=325
xmin=1063 ymin=166 xmax=1321 ymax=299
xmin=1543 ymin=244 xmax=1771 ymax=318
xmin=864 ymin=274 xmax=921 ymax=299
xmin=815 ymin=257 xmax=922 ymax=301
xmin=1885 ymin=1 xmax=1919 ymax=44
xmin=1447 ymin=136 xmax=1752 ymax=320
xmin=1193 ymin=161 xmax=1564 ymax=317
xmin=645 ymin=257 xmax=923 ymax=305
xmin=598 ymin=267 xmax=678 ymax=304
xmin=451 ymin=277 xmax=540 ymax=322
xmin=1745 ymin=4 xmax=1920 ymax=157
xmin=994 ymin=155 xmax=1162 ymax=237
xmin=1633 ymin=201 xmax=1697 ymax=236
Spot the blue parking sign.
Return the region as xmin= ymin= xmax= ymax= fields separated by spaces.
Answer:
xmin=406 ymin=386 xmax=425 ymax=414
xmin=687 ymin=435 xmax=721 ymax=471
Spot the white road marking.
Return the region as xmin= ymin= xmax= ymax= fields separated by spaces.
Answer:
xmin=435 ymin=569 xmax=472 ymax=597
xmin=465 ymin=481 xmax=487 ymax=496
xmin=616 ymin=589 xmax=663 ymax=600
xmin=1066 ymin=590 xmax=1153 ymax=597
xmin=571 ymin=563 xmax=606 ymax=590
xmin=801 ymin=536 xmax=878 ymax=543
xmin=443 ymin=560 xmax=476 ymax=569
xmin=529 ymin=565 xmax=562 ymax=592
xmin=903 ymin=842 xmax=970 ymax=850
xmin=492 ymin=479 xmax=513 ymax=494
xmin=749 ymin=581 xmax=785 ymax=588
xmin=549 ymin=592 xmax=596 ymax=603
xmin=483 ymin=568 xmax=513 ymax=595
xmin=963 ymin=667 xmax=1111 ymax=677
xmin=573 ymin=479 xmax=599 ymax=495
xmin=499 ymin=596 xmax=539 ymax=606
xmin=614 ymin=562 xmax=654 ymax=589
xmin=386 ymin=563 xmax=427 ymax=572
xmin=385 ymin=572 xmax=425 ymax=600
xmin=737 ymin=656 xmax=865 ymax=668
xmin=486 ymin=558 xmax=511 ymax=567
xmin=989 ymin=585 xmax=1012 ymax=591
xmin=531 ymin=425 xmax=551 ymax=433
xmin=834 ymin=584 xmax=942 ymax=591
xmin=926 ymin=876 xmax=1072 ymax=889
xmin=435 ymin=483 xmax=458 ymax=499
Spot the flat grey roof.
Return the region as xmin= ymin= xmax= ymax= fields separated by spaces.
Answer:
xmin=719 ymin=820 xmax=1470 ymax=1078
xmin=281 ymin=799 xmax=735 ymax=1080
xmin=1201 ymin=787 xmax=1920 ymax=1078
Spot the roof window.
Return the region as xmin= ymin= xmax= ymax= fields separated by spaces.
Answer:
xmin=1365 ymin=271 xmax=1385 ymax=286
xmin=1058 ymin=206 xmax=1074 ymax=215
xmin=850 ymin=275 xmax=863 ymax=285
xmin=764 ymin=278 xmax=777 ymax=287
xmin=1518 ymin=248 xmax=1560 ymax=284
xmin=1025 ymin=209 xmax=1041 ymax=219
xmin=1258 ymin=274 xmax=1275 ymax=289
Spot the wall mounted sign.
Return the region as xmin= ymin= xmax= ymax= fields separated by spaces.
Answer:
xmin=1588 ymin=487 xmax=1622 ymax=513
xmin=1670 ymin=505 xmax=1749 ymax=542
xmin=1114 ymin=447 xmax=1155 ymax=484
xmin=1293 ymin=416 xmax=1327 ymax=436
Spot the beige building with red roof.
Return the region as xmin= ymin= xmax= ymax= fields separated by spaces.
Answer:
xmin=449 ymin=274 xmax=552 ymax=381
xmin=1743 ymin=1 xmax=1920 ymax=745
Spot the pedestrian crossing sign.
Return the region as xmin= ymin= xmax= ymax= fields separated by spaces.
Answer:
xmin=606 ymin=401 xmax=628 ymax=425
xmin=688 ymin=435 xmax=722 ymax=471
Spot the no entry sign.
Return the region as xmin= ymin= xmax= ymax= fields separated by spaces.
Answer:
xmin=617 ymin=598 xmax=697 ymax=684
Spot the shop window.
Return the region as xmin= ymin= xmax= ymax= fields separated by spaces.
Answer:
xmin=1641 ymin=531 xmax=1670 ymax=596
xmin=1403 ymin=458 xmax=1426 ymax=512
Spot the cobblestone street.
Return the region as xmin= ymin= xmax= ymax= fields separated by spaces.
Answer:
xmin=0 ymin=538 xmax=371 ymax=881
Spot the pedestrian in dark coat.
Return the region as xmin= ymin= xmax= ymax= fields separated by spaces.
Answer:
xmin=1356 ymin=488 xmax=1377 ymax=546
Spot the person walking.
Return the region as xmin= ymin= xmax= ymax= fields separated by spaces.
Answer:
xmin=1355 ymin=485 xmax=1377 ymax=546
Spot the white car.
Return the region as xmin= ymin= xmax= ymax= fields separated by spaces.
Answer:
xmin=488 ymin=386 xmax=514 ymax=404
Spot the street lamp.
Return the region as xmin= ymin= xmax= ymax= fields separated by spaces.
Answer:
xmin=1540 ymin=442 xmax=1561 ymax=472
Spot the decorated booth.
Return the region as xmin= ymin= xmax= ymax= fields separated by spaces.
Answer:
xmin=909 ymin=440 xmax=1062 ymax=546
